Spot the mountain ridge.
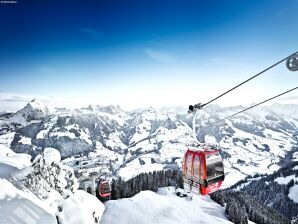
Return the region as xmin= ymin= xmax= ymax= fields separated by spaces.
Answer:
xmin=0 ymin=100 xmax=297 ymax=187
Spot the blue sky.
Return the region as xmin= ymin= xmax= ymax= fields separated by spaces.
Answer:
xmin=0 ymin=0 xmax=297 ymax=111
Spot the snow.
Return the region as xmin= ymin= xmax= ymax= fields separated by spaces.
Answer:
xmin=36 ymin=129 xmax=49 ymax=139
xmin=218 ymin=118 xmax=291 ymax=186
xmin=272 ymin=158 xmax=298 ymax=205
xmin=58 ymin=190 xmax=105 ymax=224
xmin=0 ymin=144 xmax=16 ymax=156
xmin=0 ymin=178 xmax=57 ymax=224
xmin=0 ymin=144 xmax=106 ymax=224
xmin=293 ymin=152 xmax=298 ymax=162
xmin=0 ymin=145 xmax=56 ymax=224
xmin=106 ymin=132 xmax=126 ymax=150
xmin=18 ymin=136 xmax=32 ymax=145
xmin=119 ymin=160 xmax=165 ymax=181
xmin=288 ymin=185 xmax=298 ymax=203
xmin=0 ymin=132 xmax=15 ymax=147
xmin=0 ymin=144 xmax=31 ymax=171
xmin=233 ymin=176 xmax=263 ymax=191
xmin=28 ymin=99 xmax=49 ymax=111
xmin=205 ymin=135 xmax=217 ymax=144
xmin=43 ymin=147 xmax=61 ymax=164
xmin=19 ymin=99 xmax=53 ymax=118
xmin=36 ymin=116 xmax=57 ymax=139
xmin=49 ymin=131 xmax=76 ymax=139
xmin=1 ymin=102 xmax=298 ymax=214
xmin=221 ymin=165 xmax=247 ymax=188
xmin=96 ymin=111 xmax=126 ymax=126
xmin=5 ymin=113 xmax=27 ymax=126
xmin=274 ymin=174 xmax=298 ymax=185
xmin=101 ymin=187 xmax=232 ymax=224
xmin=79 ymin=129 xmax=92 ymax=145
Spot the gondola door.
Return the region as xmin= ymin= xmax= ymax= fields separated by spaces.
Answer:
xmin=191 ymin=154 xmax=201 ymax=195
xmin=183 ymin=151 xmax=193 ymax=192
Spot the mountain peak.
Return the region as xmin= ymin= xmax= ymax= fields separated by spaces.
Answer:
xmin=17 ymin=99 xmax=53 ymax=120
xmin=28 ymin=99 xmax=45 ymax=108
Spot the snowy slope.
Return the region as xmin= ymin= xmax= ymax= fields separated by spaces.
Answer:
xmin=58 ymin=190 xmax=105 ymax=224
xmin=228 ymin=161 xmax=298 ymax=221
xmin=101 ymin=187 xmax=232 ymax=224
xmin=1 ymin=100 xmax=297 ymax=187
xmin=274 ymin=170 xmax=298 ymax=204
xmin=289 ymin=185 xmax=298 ymax=203
xmin=0 ymin=144 xmax=31 ymax=171
xmin=0 ymin=177 xmax=57 ymax=224
xmin=0 ymin=144 xmax=235 ymax=224
xmin=0 ymin=145 xmax=57 ymax=224
xmin=0 ymin=144 xmax=105 ymax=224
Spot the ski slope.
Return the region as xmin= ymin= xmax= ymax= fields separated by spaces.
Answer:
xmin=101 ymin=187 xmax=232 ymax=224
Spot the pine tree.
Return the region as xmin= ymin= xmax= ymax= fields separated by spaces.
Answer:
xmin=23 ymin=150 xmax=78 ymax=200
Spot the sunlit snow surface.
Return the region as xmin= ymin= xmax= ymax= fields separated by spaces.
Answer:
xmin=0 ymin=145 xmax=56 ymax=224
xmin=274 ymin=174 xmax=298 ymax=204
xmin=275 ymin=175 xmax=298 ymax=185
xmin=0 ymin=178 xmax=57 ymax=224
xmin=58 ymin=190 xmax=105 ymax=224
xmin=101 ymin=187 xmax=232 ymax=224
xmin=0 ymin=144 xmax=31 ymax=172
xmin=0 ymin=132 xmax=15 ymax=147
xmin=289 ymin=185 xmax=298 ymax=203
xmin=0 ymin=144 xmax=105 ymax=224
xmin=293 ymin=152 xmax=298 ymax=162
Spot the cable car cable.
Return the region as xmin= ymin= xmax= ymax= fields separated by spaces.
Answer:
xmin=204 ymin=86 xmax=298 ymax=127
xmin=189 ymin=51 xmax=298 ymax=112
xmin=183 ymin=53 xmax=298 ymax=195
xmin=175 ymin=86 xmax=298 ymax=144
xmin=182 ymin=86 xmax=297 ymax=196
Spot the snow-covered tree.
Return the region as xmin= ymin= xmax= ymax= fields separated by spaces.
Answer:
xmin=23 ymin=147 xmax=78 ymax=200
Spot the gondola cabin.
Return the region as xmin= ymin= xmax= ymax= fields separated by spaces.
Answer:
xmin=99 ymin=181 xmax=111 ymax=198
xmin=183 ymin=147 xmax=224 ymax=195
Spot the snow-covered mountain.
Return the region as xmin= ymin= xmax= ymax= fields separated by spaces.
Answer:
xmin=0 ymin=100 xmax=297 ymax=187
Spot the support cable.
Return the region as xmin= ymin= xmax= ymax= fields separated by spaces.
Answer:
xmin=206 ymin=86 xmax=298 ymax=127
xmin=189 ymin=51 xmax=298 ymax=112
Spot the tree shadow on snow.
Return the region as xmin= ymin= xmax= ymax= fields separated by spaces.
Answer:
xmin=0 ymin=163 xmax=19 ymax=178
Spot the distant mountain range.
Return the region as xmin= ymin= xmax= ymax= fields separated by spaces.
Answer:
xmin=0 ymin=99 xmax=297 ymax=187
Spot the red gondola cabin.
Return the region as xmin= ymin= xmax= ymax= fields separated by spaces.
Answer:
xmin=99 ymin=181 xmax=111 ymax=198
xmin=183 ymin=147 xmax=224 ymax=195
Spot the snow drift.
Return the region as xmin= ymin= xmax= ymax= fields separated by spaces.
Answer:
xmin=58 ymin=190 xmax=105 ymax=224
xmin=101 ymin=187 xmax=232 ymax=224
xmin=0 ymin=144 xmax=105 ymax=224
xmin=0 ymin=145 xmax=57 ymax=224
